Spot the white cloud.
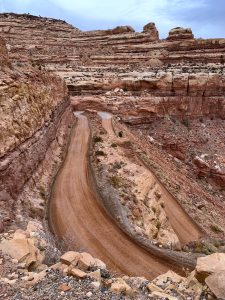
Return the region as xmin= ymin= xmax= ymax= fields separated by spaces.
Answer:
xmin=46 ymin=0 xmax=208 ymax=33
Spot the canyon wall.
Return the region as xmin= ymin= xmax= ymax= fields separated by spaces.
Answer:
xmin=0 ymin=37 xmax=71 ymax=228
xmin=0 ymin=13 xmax=224 ymax=234
xmin=0 ymin=13 xmax=224 ymax=68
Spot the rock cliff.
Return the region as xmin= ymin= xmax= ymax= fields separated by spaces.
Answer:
xmin=0 ymin=37 xmax=72 ymax=229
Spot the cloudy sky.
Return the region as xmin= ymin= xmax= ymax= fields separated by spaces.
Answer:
xmin=1 ymin=0 xmax=224 ymax=38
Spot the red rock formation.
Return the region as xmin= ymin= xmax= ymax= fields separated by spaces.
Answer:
xmin=143 ymin=22 xmax=159 ymax=40
xmin=0 ymin=37 xmax=71 ymax=226
xmin=167 ymin=27 xmax=194 ymax=40
xmin=0 ymin=13 xmax=224 ymax=67
xmin=0 ymin=13 xmax=224 ymax=238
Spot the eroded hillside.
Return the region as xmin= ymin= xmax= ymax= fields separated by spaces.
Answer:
xmin=0 ymin=13 xmax=225 ymax=300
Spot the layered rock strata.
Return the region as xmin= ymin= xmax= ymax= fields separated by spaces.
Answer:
xmin=0 ymin=13 xmax=224 ymax=69
xmin=0 ymin=38 xmax=71 ymax=228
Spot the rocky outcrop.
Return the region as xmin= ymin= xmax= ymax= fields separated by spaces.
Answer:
xmin=108 ymin=25 xmax=135 ymax=35
xmin=143 ymin=22 xmax=159 ymax=40
xmin=167 ymin=27 xmax=194 ymax=40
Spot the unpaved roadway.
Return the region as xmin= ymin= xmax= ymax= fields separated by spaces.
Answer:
xmin=49 ymin=113 xmax=184 ymax=279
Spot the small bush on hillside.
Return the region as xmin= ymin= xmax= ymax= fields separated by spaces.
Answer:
xmin=39 ymin=186 xmax=46 ymax=199
xmin=210 ymin=224 xmax=224 ymax=234
xmin=113 ymin=161 xmax=123 ymax=170
xmin=95 ymin=150 xmax=106 ymax=157
xmin=93 ymin=136 xmax=103 ymax=143
xmin=110 ymin=175 xmax=123 ymax=188
xmin=118 ymin=131 xmax=123 ymax=138
xmin=111 ymin=143 xmax=117 ymax=148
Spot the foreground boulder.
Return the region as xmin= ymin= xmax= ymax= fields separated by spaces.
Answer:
xmin=60 ymin=251 xmax=106 ymax=271
xmin=205 ymin=271 xmax=225 ymax=299
xmin=0 ymin=230 xmax=43 ymax=268
xmin=110 ymin=278 xmax=133 ymax=296
xmin=196 ymin=253 xmax=225 ymax=275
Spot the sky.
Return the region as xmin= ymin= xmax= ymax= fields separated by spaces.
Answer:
xmin=0 ymin=0 xmax=224 ymax=38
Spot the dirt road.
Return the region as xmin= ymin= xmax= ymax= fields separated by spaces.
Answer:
xmin=99 ymin=112 xmax=202 ymax=246
xmin=49 ymin=112 xmax=184 ymax=279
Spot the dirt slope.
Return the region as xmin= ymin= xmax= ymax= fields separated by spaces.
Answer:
xmin=100 ymin=113 xmax=202 ymax=246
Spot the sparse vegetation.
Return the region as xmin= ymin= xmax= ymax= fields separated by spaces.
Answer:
xmin=156 ymin=220 xmax=161 ymax=230
xmin=39 ymin=186 xmax=46 ymax=199
xmin=93 ymin=135 xmax=103 ymax=143
xmin=112 ymin=161 xmax=123 ymax=170
xmin=111 ymin=143 xmax=117 ymax=148
xmin=210 ymin=224 xmax=224 ymax=234
xmin=95 ymin=150 xmax=106 ymax=157
xmin=118 ymin=131 xmax=123 ymax=138
xmin=109 ymin=175 xmax=123 ymax=188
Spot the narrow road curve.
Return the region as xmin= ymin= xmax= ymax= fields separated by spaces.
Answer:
xmin=99 ymin=112 xmax=203 ymax=246
xmin=49 ymin=112 xmax=181 ymax=279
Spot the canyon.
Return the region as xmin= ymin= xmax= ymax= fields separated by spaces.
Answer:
xmin=0 ymin=12 xmax=225 ymax=300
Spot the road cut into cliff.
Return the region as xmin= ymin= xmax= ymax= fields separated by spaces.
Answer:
xmin=49 ymin=111 xmax=202 ymax=279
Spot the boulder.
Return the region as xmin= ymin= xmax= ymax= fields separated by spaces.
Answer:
xmin=60 ymin=251 xmax=81 ymax=266
xmin=88 ymin=269 xmax=101 ymax=282
xmin=93 ymin=257 xmax=106 ymax=270
xmin=59 ymin=283 xmax=71 ymax=292
xmin=196 ymin=253 xmax=225 ymax=275
xmin=69 ymin=268 xmax=86 ymax=279
xmin=111 ymin=278 xmax=133 ymax=296
xmin=205 ymin=271 xmax=225 ymax=299
xmin=0 ymin=234 xmax=41 ymax=268
xmin=153 ymin=270 xmax=185 ymax=286
xmin=143 ymin=22 xmax=159 ymax=40
xmin=60 ymin=251 xmax=106 ymax=271
xmin=77 ymin=252 xmax=95 ymax=271
xmin=147 ymin=282 xmax=164 ymax=293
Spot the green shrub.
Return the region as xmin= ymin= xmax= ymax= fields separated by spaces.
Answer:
xmin=210 ymin=224 xmax=224 ymax=233
xmin=39 ymin=186 xmax=46 ymax=199
xmin=156 ymin=220 xmax=161 ymax=230
xmin=113 ymin=161 xmax=122 ymax=170
xmin=111 ymin=143 xmax=117 ymax=148
xmin=93 ymin=136 xmax=103 ymax=143
xmin=110 ymin=176 xmax=123 ymax=188
xmin=118 ymin=131 xmax=123 ymax=138
xmin=95 ymin=150 xmax=106 ymax=157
